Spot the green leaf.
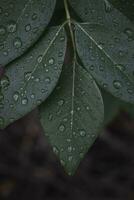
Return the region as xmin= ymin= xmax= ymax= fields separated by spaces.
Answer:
xmin=0 ymin=26 xmax=67 ymax=129
xmin=75 ymin=23 xmax=134 ymax=103
xmin=69 ymin=0 xmax=133 ymax=27
xmin=40 ymin=62 xmax=104 ymax=175
xmin=0 ymin=0 xmax=56 ymax=66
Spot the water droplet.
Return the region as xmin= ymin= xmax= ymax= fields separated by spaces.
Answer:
xmin=58 ymin=99 xmax=64 ymax=106
xmin=59 ymin=124 xmax=65 ymax=132
xmin=53 ymin=146 xmax=59 ymax=155
xmin=48 ymin=114 xmax=53 ymax=121
xmin=7 ymin=21 xmax=17 ymax=33
xmin=68 ymin=156 xmax=73 ymax=162
xmin=124 ymin=28 xmax=133 ymax=38
xmin=45 ymin=77 xmax=51 ymax=83
xmin=127 ymin=89 xmax=133 ymax=94
xmin=14 ymin=38 xmax=22 ymax=48
xmin=89 ymin=65 xmax=94 ymax=71
xmin=115 ymin=64 xmax=125 ymax=71
xmin=49 ymin=58 xmax=55 ymax=65
xmin=31 ymin=94 xmax=35 ymax=99
xmin=0 ymin=76 xmax=10 ymax=89
xmin=21 ymin=97 xmax=28 ymax=105
xmin=68 ymin=146 xmax=72 ymax=153
xmin=25 ymin=24 xmax=31 ymax=32
xmin=80 ymin=130 xmax=86 ymax=137
xmin=113 ymin=80 xmax=122 ymax=89
xmin=13 ymin=92 xmax=19 ymax=101
xmin=24 ymin=72 xmax=31 ymax=80
xmin=32 ymin=13 xmax=37 ymax=20
xmin=37 ymin=55 xmax=43 ymax=63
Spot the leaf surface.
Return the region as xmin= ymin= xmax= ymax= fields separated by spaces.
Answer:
xmin=0 ymin=26 xmax=67 ymax=128
xmin=40 ymin=61 xmax=104 ymax=175
xmin=0 ymin=0 xmax=56 ymax=66
xmin=75 ymin=23 xmax=134 ymax=103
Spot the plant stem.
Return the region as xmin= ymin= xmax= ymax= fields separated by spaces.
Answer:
xmin=64 ymin=0 xmax=76 ymax=56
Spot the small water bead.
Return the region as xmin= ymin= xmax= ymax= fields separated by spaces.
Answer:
xmin=37 ymin=55 xmax=43 ymax=63
xmin=53 ymin=146 xmax=59 ymax=155
xmin=89 ymin=65 xmax=94 ymax=71
xmin=35 ymin=78 xmax=40 ymax=82
xmin=60 ymin=36 xmax=65 ymax=42
xmin=60 ymin=160 xmax=65 ymax=166
xmin=0 ymin=117 xmax=4 ymax=128
xmin=3 ymin=51 xmax=8 ymax=56
xmin=80 ymin=130 xmax=86 ymax=137
xmin=48 ymin=58 xmax=55 ymax=65
xmin=21 ymin=97 xmax=28 ymax=105
xmin=31 ymin=94 xmax=35 ymax=99
xmin=32 ymin=13 xmax=37 ymax=20
xmin=13 ymin=92 xmax=19 ymax=101
xmin=48 ymin=114 xmax=53 ymax=121
xmin=0 ymin=26 xmax=6 ymax=35
xmin=113 ymin=80 xmax=122 ymax=89
xmin=68 ymin=156 xmax=73 ymax=162
xmin=45 ymin=77 xmax=51 ymax=83
xmin=127 ymin=89 xmax=133 ymax=94
xmin=0 ymin=76 xmax=10 ymax=89
xmin=25 ymin=24 xmax=31 ymax=32
xmin=58 ymin=99 xmax=64 ymax=106
xmin=99 ymin=65 xmax=104 ymax=72
xmin=68 ymin=146 xmax=72 ymax=153
xmin=7 ymin=21 xmax=17 ymax=33
xmin=115 ymin=64 xmax=126 ymax=71
xmin=14 ymin=38 xmax=22 ymax=48
xmin=124 ymin=28 xmax=133 ymax=38
xmin=59 ymin=124 xmax=65 ymax=132
xmin=24 ymin=72 xmax=31 ymax=80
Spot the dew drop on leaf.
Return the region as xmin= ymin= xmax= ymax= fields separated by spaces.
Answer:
xmin=113 ymin=80 xmax=122 ymax=89
xmin=0 ymin=75 xmax=10 ymax=89
xmin=21 ymin=97 xmax=28 ymax=105
xmin=59 ymin=124 xmax=65 ymax=132
xmin=13 ymin=92 xmax=19 ymax=102
xmin=7 ymin=21 xmax=17 ymax=33
xmin=14 ymin=38 xmax=22 ymax=48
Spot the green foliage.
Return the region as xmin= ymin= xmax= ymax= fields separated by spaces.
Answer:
xmin=0 ymin=0 xmax=134 ymax=175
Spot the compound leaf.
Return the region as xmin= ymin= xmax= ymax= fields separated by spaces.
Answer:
xmin=0 ymin=0 xmax=56 ymax=66
xmin=40 ymin=62 xmax=104 ymax=175
xmin=0 ymin=26 xmax=67 ymax=128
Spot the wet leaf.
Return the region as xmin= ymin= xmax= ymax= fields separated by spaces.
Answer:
xmin=0 ymin=0 xmax=56 ymax=66
xmin=0 ymin=26 xmax=67 ymax=129
xmin=40 ymin=62 xmax=104 ymax=175
xmin=75 ymin=23 xmax=134 ymax=103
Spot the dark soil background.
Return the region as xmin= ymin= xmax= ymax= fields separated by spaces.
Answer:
xmin=0 ymin=110 xmax=133 ymax=200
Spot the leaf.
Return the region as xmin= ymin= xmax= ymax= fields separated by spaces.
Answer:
xmin=39 ymin=61 xmax=104 ymax=175
xmin=0 ymin=26 xmax=67 ymax=129
xmin=0 ymin=0 xmax=56 ymax=66
xmin=69 ymin=0 xmax=133 ymax=28
xmin=75 ymin=23 xmax=134 ymax=103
